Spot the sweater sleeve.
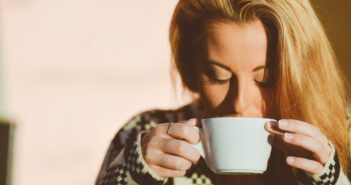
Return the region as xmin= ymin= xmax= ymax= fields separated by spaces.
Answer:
xmin=295 ymin=142 xmax=350 ymax=185
xmin=95 ymin=114 xmax=168 ymax=185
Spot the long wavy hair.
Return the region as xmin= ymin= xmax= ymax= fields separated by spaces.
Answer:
xmin=169 ymin=0 xmax=350 ymax=182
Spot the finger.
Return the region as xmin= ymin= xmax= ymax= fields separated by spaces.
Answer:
xmin=149 ymin=165 xmax=186 ymax=178
xmin=167 ymin=122 xmax=200 ymax=144
xmin=161 ymin=139 xmax=201 ymax=164
xmin=265 ymin=121 xmax=284 ymax=136
xmin=143 ymin=149 xmax=192 ymax=170
xmin=286 ymin=156 xmax=323 ymax=175
xmin=283 ymin=133 xmax=330 ymax=164
xmin=156 ymin=153 xmax=193 ymax=171
xmin=277 ymin=119 xmax=326 ymax=142
xmin=270 ymin=134 xmax=310 ymax=158
xmin=153 ymin=123 xmax=175 ymax=138
xmin=266 ymin=119 xmax=330 ymax=159
xmin=177 ymin=118 xmax=198 ymax=125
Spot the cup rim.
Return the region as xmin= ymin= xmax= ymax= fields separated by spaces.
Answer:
xmin=201 ymin=117 xmax=276 ymax=122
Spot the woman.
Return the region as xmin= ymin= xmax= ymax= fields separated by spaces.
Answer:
xmin=96 ymin=0 xmax=351 ymax=184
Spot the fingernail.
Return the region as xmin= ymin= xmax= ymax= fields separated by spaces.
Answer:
xmin=286 ymin=157 xmax=295 ymax=164
xmin=284 ymin=133 xmax=294 ymax=141
xmin=267 ymin=121 xmax=277 ymax=127
xmin=265 ymin=121 xmax=276 ymax=132
xmin=279 ymin=120 xmax=288 ymax=128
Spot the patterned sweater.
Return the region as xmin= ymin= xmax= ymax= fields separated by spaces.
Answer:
xmin=96 ymin=103 xmax=350 ymax=185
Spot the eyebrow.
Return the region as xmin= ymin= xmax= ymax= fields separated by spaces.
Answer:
xmin=206 ymin=59 xmax=268 ymax=72
xmin=207 ymin=60 xmax=232 ymax=72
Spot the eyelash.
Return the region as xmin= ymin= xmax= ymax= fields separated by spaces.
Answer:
xmin=254 ymin=80 xmax=272 ymax=88
xmin=206 ymin=77 xmax=229 ymax=85
xmin=206 ymin=75 xmax=272 ymax=88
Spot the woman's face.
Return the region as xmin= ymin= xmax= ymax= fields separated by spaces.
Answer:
xmin=199 ymin=20 xmax=271 ymax=118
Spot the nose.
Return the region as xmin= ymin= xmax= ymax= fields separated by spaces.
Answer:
xmin=232 ymin=78 xmax=250 ymax=116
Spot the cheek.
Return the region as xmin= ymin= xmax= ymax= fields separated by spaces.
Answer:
xmin=201 ymin=84 xmax=229 ymax=108
xmin=253 ymin=90 xmax=265 ymax=112
xmin=245 ymin=84 xmax=266 ymax=113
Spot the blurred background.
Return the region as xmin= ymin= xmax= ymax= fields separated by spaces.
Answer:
xmin=0 ymin=0 xmax=350 ymax=185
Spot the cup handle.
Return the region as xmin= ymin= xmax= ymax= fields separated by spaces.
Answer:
xmin=192 ymin=127 xmax=205 ymax=158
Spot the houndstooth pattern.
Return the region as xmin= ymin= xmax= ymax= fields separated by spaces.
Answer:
xmin=297 ymin=144 xmax=341 ymax=185
xmin=97 ymin=104 xmax=346 ymax=185
xmin=190 ymin=173 xmax=213 ymax=185
xmin=311 ymin=152 xmax=340 ymax=185
xmin=100 ymin=164 xmax=129 ymax=185
xmin=99 ymin=134 xmax=166 ymax=185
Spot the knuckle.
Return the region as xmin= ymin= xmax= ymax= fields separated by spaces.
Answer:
xmin=143 ymin=149 xmax=154 ymax=163
xmin=189 ymin=131 xmax=199 ymax=144
xmin=176 ymin=142 xmax=187 ymax=153
xmin=156 ymin=123 xmax=170 ymax=133
xmin=173 ymin=159 xmax=184 ymax=169
xmin=183 ymin=160 xmax=192 ymax=169
xmin=174 ymin=160 xmax=189 ymax=170
xmin=148 ymin=136 xmax=161 ymax=147
xmin=178 ymin=160 xmax=191 ymax=170
xmin=291 ymin=134 xmax=299 ymax=143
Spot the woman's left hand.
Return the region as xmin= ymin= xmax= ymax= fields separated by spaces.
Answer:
xmin=265 ymin=119 xmax=331 ymax=174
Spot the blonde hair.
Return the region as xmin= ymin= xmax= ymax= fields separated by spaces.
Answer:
xmin=170 ymin=0 xmax=350 ymax=178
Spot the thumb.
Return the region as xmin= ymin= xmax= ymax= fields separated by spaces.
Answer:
xmin=186 ymin=118 xmax=198 ymax=126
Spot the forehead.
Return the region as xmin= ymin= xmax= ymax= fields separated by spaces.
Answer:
xmin=206 ymin=20 xmax=268 ymax=71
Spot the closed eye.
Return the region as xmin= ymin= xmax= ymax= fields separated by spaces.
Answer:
xmin=254 ymin=67 xmax=273 ymax=88
xmin=203 ymin=62 xmax=232 ymax=85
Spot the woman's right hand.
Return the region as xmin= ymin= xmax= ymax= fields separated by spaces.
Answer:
xmin=141 ymin=118 xmax=201 ymax=177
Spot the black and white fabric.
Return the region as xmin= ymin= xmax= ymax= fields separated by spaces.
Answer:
xmin=96 ymin=103 xmax=349 ymax=185
xmin=309 ymin=143 xmax=340 ymax=185
xmin=98 ymin=131 xmax=167 ymax=185
xmin=297 ymin=143 xmax=342 ymax=185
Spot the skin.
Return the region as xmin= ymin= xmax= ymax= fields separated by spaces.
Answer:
xmin=141 ymin=20 xmax=331 ymax=179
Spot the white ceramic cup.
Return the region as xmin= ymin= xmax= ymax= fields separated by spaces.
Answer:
xmin=192 ymin=117 xmax=276 ymax=174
